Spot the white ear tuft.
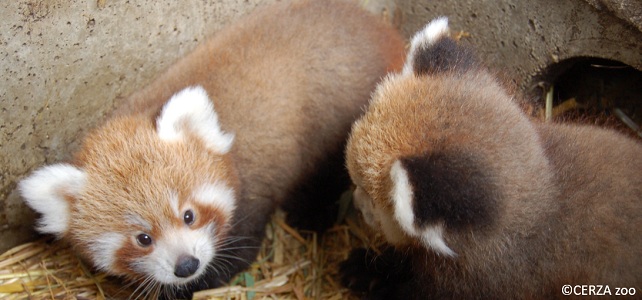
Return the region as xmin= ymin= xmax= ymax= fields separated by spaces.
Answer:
xmin=192 ymin=182 xmax=236 ymax=218
xmin=421 ymin=224 xmax=457 ymax=257
xmin=390 ymin=160 xmax=417 ymax=235
xmin=157 ymin=86 xmax=235 ymax=154
xmin=390 ymin=160 xmax=457 ymax=257
xmin=19 ymin=164 xmax=86 ymax=236
xmin=402 ymin=16 xmax=450 ymax=76
xmin=87 ymin=232 xmax=125 ymax=272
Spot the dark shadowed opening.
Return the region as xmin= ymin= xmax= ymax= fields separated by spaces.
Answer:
xmin=538 ymin=57 xmax=642 ymax=139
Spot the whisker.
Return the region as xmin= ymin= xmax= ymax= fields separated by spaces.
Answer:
xmin=116 ymin=278 xmax=139 ymax=297
xmin=215 ymin=235 xmax=256 ymax=248
xmin=206 ymin=260 xmax=230 ymax=279
xmin=130 ymin=276 xmax=151 ymax=300
xmin=217 ymin=245 xmax=262 ymax=252
xmin=229 ymin=212 xmax=255 ymax=228
xmin=133 ymin=275 xmax=159 ymax=300
xmin=129 ymin=279 xmax=146 ymax=300
xmin=214 ymin=253 xmax=253 ymax=263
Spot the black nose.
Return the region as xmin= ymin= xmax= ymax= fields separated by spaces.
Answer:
xmin=174 ymin=255 xmax=200 ymax=278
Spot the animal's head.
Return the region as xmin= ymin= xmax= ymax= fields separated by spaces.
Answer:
xmin=346 ymin=18 xmax=551 ymax=257
xmin=20 ymin=86 xmax=238 ymax=288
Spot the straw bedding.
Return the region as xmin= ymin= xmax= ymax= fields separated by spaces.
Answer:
xmin=0 ymin=205 xmax=378 ymax=299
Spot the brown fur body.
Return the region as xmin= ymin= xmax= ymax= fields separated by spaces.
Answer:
xmin=20 ymin=0 xmax=404 ymax=297
xmin=341 ymin=18 xmax=641 ymax=299
xmin=115 ymin=0 xmax=404 ymax=211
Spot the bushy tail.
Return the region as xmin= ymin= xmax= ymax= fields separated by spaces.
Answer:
xmin=402 ymin=17 xmax=478 ymax=76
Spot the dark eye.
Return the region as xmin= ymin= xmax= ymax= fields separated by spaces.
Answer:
xmin=184 ymin=209 xmax=195 ymax=225
xmin=136 ymin=233 xmax=153 ymax=247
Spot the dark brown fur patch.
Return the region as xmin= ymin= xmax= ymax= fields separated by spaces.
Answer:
xmin=115 ymin=237 xmax=153 ymax=277
xmin=413 ymin=37 xmax=479 ymax=76
xmin=190 ymin=200 xmax=230 ymax=235
xmin=401 ymin=151 xmax=498 ymax=231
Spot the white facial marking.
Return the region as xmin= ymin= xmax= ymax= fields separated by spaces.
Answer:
xmin=125 ymin=214 xmax=153 ymax=232
xmin=136 ymin=224 xmax=215 ymax=285
xmin=402 ymin=16 xmax=449 ymax=76
xmin=390 ymin=160 xmax=457 ymax=257
xmin=18 ymin=163 xmax=87 ymax=236
xmin=156 ymin=86 xmax=235 ymax=153
xmin=192 ymin=182 xmax=236 ymax=217
xmin=168 ymin=190 xmax=180 ymax=218
xmin=88 ymin=232 xmax=126 ymax=272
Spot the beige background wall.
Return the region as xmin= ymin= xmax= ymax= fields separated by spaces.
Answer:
xmin=398 ymin=0 xmax=642 ymax=96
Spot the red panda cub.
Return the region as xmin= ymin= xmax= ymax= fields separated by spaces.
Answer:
xmin=341 ymin=17 xmax=642 ymax=299
xmin=19 ymin=0 xmax=405 ymax=298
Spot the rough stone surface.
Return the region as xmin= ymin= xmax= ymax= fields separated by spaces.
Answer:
xmin=584 ymin=0 xmax=642 ymax=32
xmin=397 ymin=0 xmax=642 ymax=98
xmin=0 ymin=0 xmax=395 ymax=251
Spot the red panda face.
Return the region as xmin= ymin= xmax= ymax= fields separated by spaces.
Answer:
xmin=20 ymin=87 xmax=239 ymax=287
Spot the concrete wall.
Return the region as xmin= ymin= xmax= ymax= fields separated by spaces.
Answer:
xmin=1 ymin=0 xmax=640 ymax=252
xmin=397 ymin=0 xmax=642 ymax=98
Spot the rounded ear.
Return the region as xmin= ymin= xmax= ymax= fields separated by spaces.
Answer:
xmin=390 ymin=159 xmax=457 ymax=257
xmin=19 ymin=163 xmax=86 ymax=237
xmin=156 ymin=86 xmax=235 ymax=154
xmin=390 ymin=153 xmax=499 ymax=257
xmin=402 ymin=17 xmax=478 ymax=77
xmin=401 ymin=16 xmax=449 ymax=76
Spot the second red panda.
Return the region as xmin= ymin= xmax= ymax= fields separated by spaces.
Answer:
xmin=341 ymin=17 xmax=642 ymax=299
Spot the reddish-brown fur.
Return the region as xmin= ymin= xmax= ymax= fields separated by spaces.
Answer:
xmin=114 ymin=0 xmax=405 ymax=230
xmin=21 ymin=0 xmax=405 ymax=297
xmin=342 ymin=22 xmax=641 ymax=299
